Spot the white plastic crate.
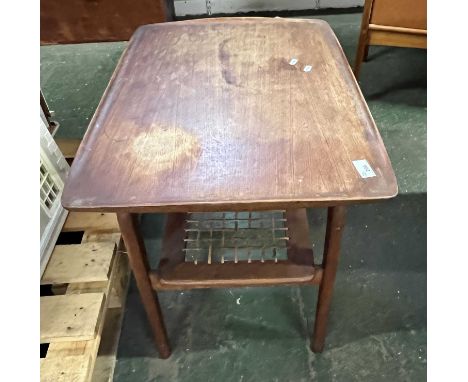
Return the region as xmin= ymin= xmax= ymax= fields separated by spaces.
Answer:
xmin=40 ymin=116 xmax=69 ymax=276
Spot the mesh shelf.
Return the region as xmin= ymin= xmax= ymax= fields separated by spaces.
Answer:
xmin=154 ymin=209 xmax=318 ymax=290
xmin=183 ymin=211 xmax=289 ymax=264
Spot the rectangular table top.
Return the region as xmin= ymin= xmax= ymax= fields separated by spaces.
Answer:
xmin=62 ymin=17 xmax=397 ymax=213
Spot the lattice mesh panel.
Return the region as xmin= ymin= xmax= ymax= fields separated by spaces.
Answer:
xmin=40 ymin=160 xmax=59 ymax=211
xmin=183 ymin=211 xmax=289 ymax=264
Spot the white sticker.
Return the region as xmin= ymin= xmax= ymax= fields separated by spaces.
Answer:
xmin=352 ymin=160 xmax=376 ymax=179
xmin=289 ymin=58 xmax=298 ymax=65
xmin=303 ymin=65 xmax=312 ymax=72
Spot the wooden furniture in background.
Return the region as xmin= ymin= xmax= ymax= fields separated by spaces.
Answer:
xmin=62 ymin=18 xmax=397 ymax=358
xmin=40 ymin=0 xmax=174 ymax=44
xmin=354 ymin=0 xmax=427 ymax=78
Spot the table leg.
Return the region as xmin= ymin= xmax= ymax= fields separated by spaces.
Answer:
xmin=117 ymin=213 xmax=171 ymax=358
xmin=353 ymin=0 xmax=373 ymax=79
xmin=363 ymin=44 xmax=370 ymax=62
xmin=311 ymin=206 xmax=346 ymax=352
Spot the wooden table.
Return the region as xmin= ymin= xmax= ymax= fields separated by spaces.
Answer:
xmin=62 ymin=17 xmax=397 ymax=359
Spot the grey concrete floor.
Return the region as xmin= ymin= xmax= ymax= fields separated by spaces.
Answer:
xmin=41 ymin=11 xmax=427 ymax=382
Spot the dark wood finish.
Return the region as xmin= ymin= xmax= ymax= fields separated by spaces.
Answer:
xmin=116 ymin=213 xmax=171 ymax=359
xmin=62 ymin=17 xmax=397 ymax=213
xmin=152 ymin=264 xmax=321 ymax=290
xmin=40 ymin=0 xmax=174 ymax=44
xmin=354 ymin=0 xmax=427 ymax=79
xmin=61 ymin=19 xmax=398 ymax=356
xmin=312 ymin=206 xmax=346 ymax=352
xmin=363 ymin=44 xmax=370 ymax=62
xmin=285 ymin=209 xmax=315 ymax=266
xmin=159 ymin=213 xmax=187 ymax=269
xmin=354 ymin=0 xmax=374 ymax=79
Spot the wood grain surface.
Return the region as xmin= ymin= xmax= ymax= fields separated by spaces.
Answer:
xmin=63 ymin=212 xmax=120 ymax=232
xmin=62 ymin=17 xmax=397 ymax=213
xmin=40 ymin=293 xmax=105 ymax=343
xmin=41 ymin=242 xmax=115 ymax=285
xmin=40 ymin=355 xmax=91 ymax=382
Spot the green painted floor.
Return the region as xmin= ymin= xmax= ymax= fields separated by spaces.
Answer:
xmin=41 ymin=11 xmax=427 ymax=382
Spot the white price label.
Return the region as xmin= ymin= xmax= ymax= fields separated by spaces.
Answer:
xmin=352 ymin=160 xmax=376 ymax=179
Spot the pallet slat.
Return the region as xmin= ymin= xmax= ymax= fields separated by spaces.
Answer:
xmin=63 ymin=212 xmax=120 ymax=233
xmin=91 ymin=252 xmax=130 ymax=381
xmin=55 ymin=138 xmax=82 ymax=159
xmin=82 ymin=231 xmax=122 ymax=245
xmin=40 ymin=293 xmax=106 ymax=343
xmin=41 ymin=355 xmax=92 ymax=382
xmin=47 ymin=339 xmax=96 ymax=358
xmin=41 ymin=242 xmax=116 ymax=285
xmin=107 ymin=253 xmax=129 ymax=309
xmin=90 ymin=308 xmax=125 ymax=382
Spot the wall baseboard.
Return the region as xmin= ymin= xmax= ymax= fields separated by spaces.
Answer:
xmin=175 ymin=0 xmax=364 ymax=17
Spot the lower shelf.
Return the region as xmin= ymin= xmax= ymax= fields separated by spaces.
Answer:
xmin=153 ymin=208 xmax=319 ymax=290
xmin=152 ymin=262 xmax=321 ymax=290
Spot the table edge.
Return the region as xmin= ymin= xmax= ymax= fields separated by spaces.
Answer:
xmin=62 ymin=189 xmax=398 ymax=213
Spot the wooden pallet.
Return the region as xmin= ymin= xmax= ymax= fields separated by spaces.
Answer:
xmin=41 ymin=212 xmax=130 ymax=382
xmin=56 ymin=138 xmax=81 ymax=159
